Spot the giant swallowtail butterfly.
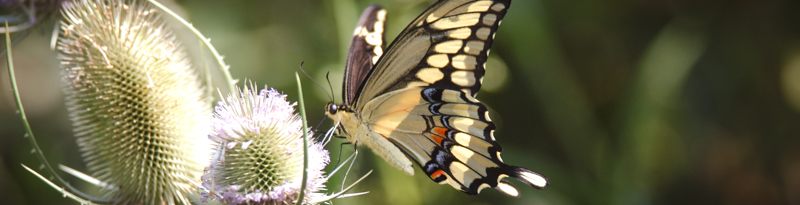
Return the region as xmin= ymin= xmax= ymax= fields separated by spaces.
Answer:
xmin=326 ymin=0 xmax=548 ymax=196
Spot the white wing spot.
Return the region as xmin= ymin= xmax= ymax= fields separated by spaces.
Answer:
xmin=416 ymin=68 xmax=445 ymax=84
xmin=427 ymin=54 xmax=450 ymax=68
xmin=482 ymin=13 xmax=497 ymax=26
xmin=464 ymin=40 xmax=485 ymax=55
xmin=496 ymin=150 xmax=503 ymax=162
xmin=491 ymin=3 xmax=507 ymax=12
xmin=451 ymin=70 xmax=476 ymax=87
xmin=467 ymin=1 xmax=494 ymax=12
xmin=520 ymin=171 xmax=549 ymax=188
xmin=476 ymin=27 xmax=491 ymax=40
xmin=377 ymin=9 xmax=387 ymax=21
xmin=447 ymin=28 xmax=473 ymax=39
xmin=435 ymin=40 xmax=464 ymax=54
xmin=366 ymin=32 xmax=382 ymax=46
xmin=431 ymin=13 xmax=481 ymax=30
xmin=353 ymin=26 xmax=367 ymax=36
xmin=496 ymin=182 xmax=519 ymax=197
xmin=454 ymin=132 xmax=476 ymax=143
xmin=452 ymin=55 xmax=478 ymax=70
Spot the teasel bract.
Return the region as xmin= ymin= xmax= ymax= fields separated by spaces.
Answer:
xmin=201 ymin=85 xmax=330 ymax=204
xmin=56 ymin=0 xmax=211 ymax=203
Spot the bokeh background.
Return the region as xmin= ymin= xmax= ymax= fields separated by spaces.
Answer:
xmin=2 ymin=0 xmax=800 ymax=204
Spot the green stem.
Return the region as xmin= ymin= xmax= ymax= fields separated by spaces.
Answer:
xmin=148 ymin=0 xmax=237 ymax=95
xmin=5 ymin=21 xmax=110 ymax=203
xmin=295 ymin=72 xmax=310 ymax=205
xmin=201 ymin=39 xmax=214 ymax=99
xmin=21 ymin=165 xmax=94 ymax=204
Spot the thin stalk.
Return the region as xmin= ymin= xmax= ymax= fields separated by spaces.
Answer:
xmin=21 ymin=165 xmax=94 ymax=204
xmin=201 ymin=39 xmax=214 ymax=99
xmin=295 ymin=72 xmax=310 ymax=205
xmin=5 ymin=21 xmax=111 ymax=203
xmin=147 ymin=0 xmax=237 ymax=94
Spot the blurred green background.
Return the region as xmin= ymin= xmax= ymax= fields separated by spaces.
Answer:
xmin=2 ymin=0 xmax=800 ymax=204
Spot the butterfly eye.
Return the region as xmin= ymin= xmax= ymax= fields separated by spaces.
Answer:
xmin=327 ymin=103 xmax=338 ymax=115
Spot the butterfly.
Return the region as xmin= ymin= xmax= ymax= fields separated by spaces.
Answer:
xmin=325 ymin=0 xmax=548 ymax=196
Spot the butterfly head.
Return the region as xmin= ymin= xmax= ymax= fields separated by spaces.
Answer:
xmin=324 ymin=102 xmax=355 ymax=141
xmin=325 ymin=102 xmax=339 ymax=115
xmin=325 ymin=102 xmax=349 ymax=122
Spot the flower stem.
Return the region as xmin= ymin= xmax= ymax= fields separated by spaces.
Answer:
xmin=295 ymin=71 xmax=310 ymax=205
xmin=5 ymin=21 xmax=110 ymax=203
xmin=147 ymin=0 xmax=237 ymax=95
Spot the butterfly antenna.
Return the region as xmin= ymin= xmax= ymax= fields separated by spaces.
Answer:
xmin=297 ymin=61 xmax=333 ymax=102
xmin=325 ymin=71 xmax=335 ymax=103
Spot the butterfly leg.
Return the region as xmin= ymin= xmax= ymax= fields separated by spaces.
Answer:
xmin=321 ymin=121 xmax=344 ymax=146
xmin=341 ymin=149 xmax=359 ymax=191
xmin=333 ymin=141 xmax=354 ymax=168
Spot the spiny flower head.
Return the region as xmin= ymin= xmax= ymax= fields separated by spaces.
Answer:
xmin=202 ymin=85 xmax=330 ymax=205
xmin=56 ymin=0 xmax=211 ymax=204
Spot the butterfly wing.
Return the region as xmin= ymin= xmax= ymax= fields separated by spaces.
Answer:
xmin=352 ymin=0 xmax=510 ymax=108
xmin=348 ymin=0 xmax=549 ymax=196
xmin=343 ymin=5 xmax=387 ymax=106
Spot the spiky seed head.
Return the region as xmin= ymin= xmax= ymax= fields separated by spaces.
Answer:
xmin=202 ymin=85 xmax=330 ymax=205
xmin=56 ymin=0 xmax=211 ymax=204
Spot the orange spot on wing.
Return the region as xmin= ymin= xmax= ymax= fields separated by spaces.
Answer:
xmin=430 ymin=127 xmax=448 ymax=145
xmin=430 ymin=169 xmax=445 ymax=179
xmin=430 ymin=135 xmax=444 ymax=145
xmin=433 ymin=127 xmax=448 ymax=137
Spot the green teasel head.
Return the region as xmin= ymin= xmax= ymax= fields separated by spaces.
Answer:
xmin=201 ymin=85 xmax=330 ymax=204
xmin=56 ymin=0 xmax=211 ymax=203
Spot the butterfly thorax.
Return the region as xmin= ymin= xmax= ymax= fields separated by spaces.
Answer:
xmin=325 ymin=101 xmax=416 ymax=175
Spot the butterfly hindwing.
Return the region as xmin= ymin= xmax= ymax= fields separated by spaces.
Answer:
xmin=362 ymin=85 xmax=546 ymax=195
xmin=330 ymin=0 xmax=548 ymax=196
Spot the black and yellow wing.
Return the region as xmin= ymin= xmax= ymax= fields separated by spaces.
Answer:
xmin=343 ymin=5 xmax=386 ymax=106
xmin=329 ymin=0 xmax=548 ymax=196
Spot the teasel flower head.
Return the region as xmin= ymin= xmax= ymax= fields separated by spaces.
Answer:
xmin=201 ymin=84 xmax=330 ymax=205
xmin=56 ymin=0 xmax=211 ymax=204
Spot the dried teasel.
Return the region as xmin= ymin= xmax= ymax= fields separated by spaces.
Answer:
xmin=56 ymin=0 xmax=211 ymax=203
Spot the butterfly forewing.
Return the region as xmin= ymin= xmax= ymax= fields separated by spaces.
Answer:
xmin=353 ymin=0 xmax=509 ymax=109
xmin=344 ymin=5 xmax=387 ymax=106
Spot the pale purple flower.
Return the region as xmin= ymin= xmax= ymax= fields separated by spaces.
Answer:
xmin=202 ymin=84 xmax=330 ymax=205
